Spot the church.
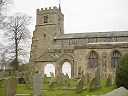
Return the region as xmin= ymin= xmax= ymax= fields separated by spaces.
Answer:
xmin=30 ymin=6 xmax=128 ymax=80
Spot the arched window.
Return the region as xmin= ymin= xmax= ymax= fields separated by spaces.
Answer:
xmin=44 ymin=64 xmax=55 ymax=77
xmin=62 ymin=62 xmax=71 ymax=78
xmin=111 ymin=50 xmax=121 ymax=68
xmin=88 ymin=51 xmax=98 ymax=68
xmin=44 ymin=15 xmax=48 ymax=23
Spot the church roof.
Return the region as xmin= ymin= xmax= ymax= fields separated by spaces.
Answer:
xmin=55 ymin=31 xmax=128 ymax=39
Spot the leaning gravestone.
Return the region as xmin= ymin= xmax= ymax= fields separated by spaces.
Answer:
xmin=33 ymin=72 xmax=42 ymax=96
xmin=103 ymin=87 xmax=128 ymax=96
xmin=5 ymin=76 xmax=16 ymax=96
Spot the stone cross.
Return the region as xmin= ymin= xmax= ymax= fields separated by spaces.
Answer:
xmin=33 ymin=72 xmax=42 ymax=96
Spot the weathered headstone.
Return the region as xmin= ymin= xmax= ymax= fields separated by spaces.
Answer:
xmin=50 ymin=72 xmax=54 ymax=77
xmin=106 ymin=74 xmax=112 ymax=86
xmin=24 ymin=71 xmax=32 ymax=89
xmin=43 ymin=74 xmax=48 ymax=83
xmin=88 ymin=77 xmax=96 ymax=90
xmin=48 ymin=76 xmax=56 ymax=88
xmin=48 ymin=72 xmax=57 ymax=87
xmin=33 ymin=72 xmax=42 ymax=96
xmin=64 ymin=73 xmax=70 ymax=87
xmin=76 ymin=78 xmax=84 ymax=93
xmin=88 ymin=75 xmax=101 ymax=91
xmin=86 ymin=72 xmax=90 ymax=85
xmin=5 ymin=77 xmax=16 ymax=96
xmin=95 ymin=66 xmax=101 ymax=88
xmin=55 ymin=72 xmax=64 ymax=86
xmin=76 ymin=70 xmax=85 ymax=93
xmin=103 ymin=87 xmax=128 ymax=96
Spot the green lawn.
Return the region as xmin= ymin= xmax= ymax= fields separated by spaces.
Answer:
xmin=16 ymin=78 xmax=116 ymax=96
xmin=43 ymin=86 xmax=115 ymax=96
xmin=16 ymin=85 xmax=115 ymax=96
xmin=16 ymin=84 xmax=32 ymax=94
xmin=0 ymin=80 xmax=5 ymax=96
xmin=0 ymin=79 xmax=116 ymax=96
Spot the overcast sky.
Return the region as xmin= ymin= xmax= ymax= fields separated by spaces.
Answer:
xmin=10 ymin=0 xmax=128 ymax=34
xmin=2 ymin=0 xmax=128 ymax=74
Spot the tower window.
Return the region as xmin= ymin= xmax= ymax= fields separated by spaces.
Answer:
xmin=44 ymin=34 xmax=46 ymax=38
xmin=44 ymin=15 xmax=48 ymax=23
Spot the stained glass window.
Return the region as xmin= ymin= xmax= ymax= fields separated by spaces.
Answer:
xmin=111 ymin=50 xmax=121 ymax=68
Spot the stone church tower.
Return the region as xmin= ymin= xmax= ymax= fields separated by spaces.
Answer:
xmin=30 ymin=6 xmax=128 ymax=80
xmin=30 ymin=6 xmax=64 ymax=64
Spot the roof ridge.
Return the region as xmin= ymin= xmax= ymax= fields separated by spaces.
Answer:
xmin=55 ymin=31 xmax=128 ymax=39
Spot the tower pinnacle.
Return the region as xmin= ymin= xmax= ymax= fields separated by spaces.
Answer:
xmin=59 ymin=0 xmax=61 ymax=11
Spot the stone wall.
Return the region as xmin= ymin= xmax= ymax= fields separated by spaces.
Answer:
xmin=55 ymin=36 xmax=128 ymax=48
xmin=30 ymin=6 xmax=128 ymax=79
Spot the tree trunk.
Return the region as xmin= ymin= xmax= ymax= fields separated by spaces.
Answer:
xmin=14 ymin=31 xmax=18 ymax=71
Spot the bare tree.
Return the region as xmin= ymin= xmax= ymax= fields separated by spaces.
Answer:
xmin=0 ymin=0 xmax=12 ymax=28
xmin=0 ymin=0 xmax=12 ymax=52
xmin=4 ymin=13 xmax=32 ymax=70
xmin=0 ymin=0 xmax=9 ymax=10
xmin=0 ymin=48 xmax=8 ymax=70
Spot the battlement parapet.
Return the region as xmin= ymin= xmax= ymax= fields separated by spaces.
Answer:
xmin=37 ymin=6 xmax=60 ymax=15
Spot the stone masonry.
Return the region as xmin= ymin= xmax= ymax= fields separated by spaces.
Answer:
xmin=30 ymin=6 xmax=128 ymax=80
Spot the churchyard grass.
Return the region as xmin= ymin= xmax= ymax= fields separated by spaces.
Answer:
xmin=0 ymin=79 xmax=116 ymax=96
xmin=0 ymin=80 xmax=5 ymax=96
xmin=16 ymin=85 xmax=115 ymax=96
xmin=16 ymin=84 xmax=32 ymax=94
xmin=43 ymin=86 xmax=115 ymax=96
xmin=17 ymin=79 xmax=115 ymax=96
xmin=43 ymin=78 xmax=77 ymax=89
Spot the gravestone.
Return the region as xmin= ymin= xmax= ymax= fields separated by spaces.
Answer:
xmin=95 ymin=66 xmax=101 ymax=88
xmin=106 ymin=74 xmax=112 ymax=86
xmin=18 ymin=77 xmax=26 ymax=84
xmin=33 ymin=72 xmax=42 ymax=96
xmin=49 ymin=72 xmax=57 ymax=87
xmin=48 ymin=76 xmax=56 ymax=88
xmin=88 ymin=75 xmax=100 ymax=91
xmin=64 ymin=73 xmax=70 ymax=87
xmin=88 ymin=77 xmax=96 ymax=90
xmin=76 ymin=70 xmax=85 ymax=93
xmin=5 ymin=77 xmax=16 ymax=96
xmin=55 ymin=72 xmax=64 ymax=86
xmin=50 ymin=72 xmax=54 ymax=77
xmin=103 ymin=87 xmax=128 ymax=96
xmin=76 ymin=78 xmax=84 ymax=93
xmin=43 ymin=74 xmax=48 ymax=83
